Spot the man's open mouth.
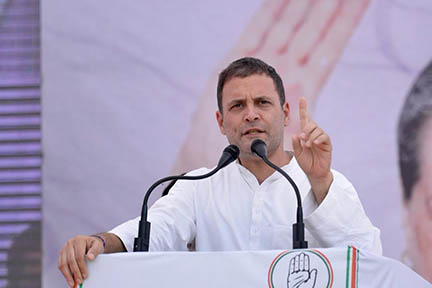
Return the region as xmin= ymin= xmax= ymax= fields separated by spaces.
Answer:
xmin=243 ymin=128 xmax=265 ymax=135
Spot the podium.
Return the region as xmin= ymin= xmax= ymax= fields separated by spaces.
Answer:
xmin=81 ymin=246 xmax=430 ymax=287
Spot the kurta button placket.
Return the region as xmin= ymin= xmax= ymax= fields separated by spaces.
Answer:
xmin=250 ymin=181 xmax=267 ymax=249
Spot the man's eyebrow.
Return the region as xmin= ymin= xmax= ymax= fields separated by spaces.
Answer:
xmin=254 ymin=95 xmax=273 ymax=101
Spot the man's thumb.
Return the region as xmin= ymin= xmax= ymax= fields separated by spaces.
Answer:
xmin=87 ymin=239 xmax=103 ymax=261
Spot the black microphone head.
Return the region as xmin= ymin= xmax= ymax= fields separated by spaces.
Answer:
xmin=224 ymin=144 xmax=240 ymax=159
xmin=251 ymin=139 xmax=267 ymax=158
xmin=217 ymin=144 xmax=240 ymax=168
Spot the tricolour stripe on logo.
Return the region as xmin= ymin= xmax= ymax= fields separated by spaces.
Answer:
xmin=346 ymin=246 xmax=359 ymax=288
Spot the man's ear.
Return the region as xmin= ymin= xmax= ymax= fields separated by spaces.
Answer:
xmin=402 ymin=200 xmax=415 ymax=265
xmin=216 ymin=110 xmax=226 ymax=135
xmin=283 ymin=101 xmax=290 ymax=126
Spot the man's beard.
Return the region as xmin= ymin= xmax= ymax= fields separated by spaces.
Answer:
xmin=235 ymin=131 xmax=284 ymax=159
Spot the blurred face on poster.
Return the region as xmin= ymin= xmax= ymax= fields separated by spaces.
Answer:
xmin=399 ymin=62 xmax=432 ymax=282
xmin=403 ymin=118 xmax=432 ymax=282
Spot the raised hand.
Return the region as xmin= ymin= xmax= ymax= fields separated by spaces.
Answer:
xmin=292 ymin=97 xmax=333 ymax=204
xmin=287 ymin=253 xmax=318 ymax=288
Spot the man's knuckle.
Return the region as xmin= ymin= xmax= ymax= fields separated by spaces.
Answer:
xmin=76 ymin=254 xmax=85 ymax=262
xmin=66 ymin=257 xmax=76 ymax=266
xmin=70 ymin=264 xmax=79 ymax=274
xmin=73 ymin=235 xmax=83 ymax=241
xmin=59 ymin=265 xmax=70 ymax=277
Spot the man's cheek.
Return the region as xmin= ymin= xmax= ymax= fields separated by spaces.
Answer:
xmin=426 ymin=192 xmax=432 ymax=219
xmin=227 ymin=127 xmax=239 ymax=137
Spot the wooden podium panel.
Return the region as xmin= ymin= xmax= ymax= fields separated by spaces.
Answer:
xmin=82 ymin=247 xmax=430 ymax=287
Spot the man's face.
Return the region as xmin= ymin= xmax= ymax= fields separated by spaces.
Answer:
xmin=216 ymin=74 xmax=289 ymax=159
xmin=404 ymin=118 xmax=432 ymax=282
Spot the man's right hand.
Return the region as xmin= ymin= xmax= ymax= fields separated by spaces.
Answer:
xmin=58 ymin=235 xmax=104 ymax=288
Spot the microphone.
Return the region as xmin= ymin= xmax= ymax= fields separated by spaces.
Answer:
xmin=134 ymin=144 xmax=240 ymax=252
xmin=217 ymin=144 xmax=241 ymax=169
xmin=251 ymin=139 xmax=308 ymax=249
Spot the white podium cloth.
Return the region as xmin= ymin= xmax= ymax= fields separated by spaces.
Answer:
xmin=82 ymin=246 xmax=430 ymax=287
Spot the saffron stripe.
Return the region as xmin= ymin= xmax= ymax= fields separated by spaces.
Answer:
xmin=351 ymin=247 xmax=357 ymax=288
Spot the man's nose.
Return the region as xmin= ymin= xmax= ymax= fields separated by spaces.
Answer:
xmin=244 ymin=106 xmax=259 ymax=122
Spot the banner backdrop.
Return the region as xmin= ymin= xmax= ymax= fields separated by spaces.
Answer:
xmin=41 ymin=0 xmax=432 ymax=286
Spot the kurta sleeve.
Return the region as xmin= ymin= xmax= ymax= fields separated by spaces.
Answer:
xmin=303 ymin=170 xmax=382 ymax=255
xmin=109 ymin=168 xmax=206 ymax=252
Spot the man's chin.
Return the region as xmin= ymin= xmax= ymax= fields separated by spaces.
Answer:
xmin=247 ymin=135 xmax=267 ymax=143
xmin=239 ymin=137 xmax=266 ymax=153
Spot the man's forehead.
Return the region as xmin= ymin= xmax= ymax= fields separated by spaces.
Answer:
xmin=222 ymin=74 xmax=277 ymax=101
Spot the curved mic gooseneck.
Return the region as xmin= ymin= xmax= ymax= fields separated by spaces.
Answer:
xmin=134 ymin=144 xmax=240 ymax=252
xmin=251 ymin=139 xmax=308 ymax=249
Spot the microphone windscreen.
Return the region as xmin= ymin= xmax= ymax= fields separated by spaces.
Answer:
xmin=217 ymin=144 xmax=240 ymax=168
xmin=251 ymin=139 xmax=267 ymax=158
xmin=225 ymin=144 xmax=240 ymax=159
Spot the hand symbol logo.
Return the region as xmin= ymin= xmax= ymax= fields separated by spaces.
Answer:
xmin=287 ymin=252 xmax=318 ymax=288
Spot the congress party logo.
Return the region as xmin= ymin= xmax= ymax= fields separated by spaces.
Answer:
xmin=268 ymin=250 xmax=333 ymax=288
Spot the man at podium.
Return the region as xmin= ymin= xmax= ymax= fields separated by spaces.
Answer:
xmin=58 ymin=57 xmax=382 ymax=287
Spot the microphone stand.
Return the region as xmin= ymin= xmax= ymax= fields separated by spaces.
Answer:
xmin=134 ymin=145 xmax=239 ymax=252
xmin=251 ymin=139 xmax=308 ymax=249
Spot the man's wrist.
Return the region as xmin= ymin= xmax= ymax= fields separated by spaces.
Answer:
xmin=308 ymin=172 xmax=333 ymax=204
xmin=91 ymin=234 xmax=106 ymax=250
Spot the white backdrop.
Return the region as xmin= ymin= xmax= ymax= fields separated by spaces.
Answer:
xmin=42 ymin=1 xmax=432 ymax=286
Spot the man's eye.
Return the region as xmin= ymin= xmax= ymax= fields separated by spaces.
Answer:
xmin=230 ymin=103 xmax=243 ymax=110
xmin=259 ymin=100 xmax=270 ymax=105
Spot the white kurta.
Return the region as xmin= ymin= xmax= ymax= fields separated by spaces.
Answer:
xmin=110 ymin=157 xmax=382 ymax=254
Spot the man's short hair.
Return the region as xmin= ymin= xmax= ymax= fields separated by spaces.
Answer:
xmin=217 ymin=57 xmax=285 ymax=113
xmin=398 ymin=61 xmax=432 ymax=201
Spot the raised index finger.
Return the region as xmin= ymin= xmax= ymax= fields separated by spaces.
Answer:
xmin=299 ymin=97 xmax=309 ymax=129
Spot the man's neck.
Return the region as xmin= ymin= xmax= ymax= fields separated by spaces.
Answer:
xmin=239 ymin=149 xmax=292 ymax=184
